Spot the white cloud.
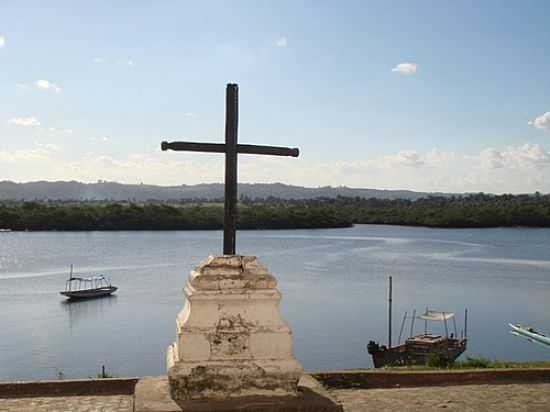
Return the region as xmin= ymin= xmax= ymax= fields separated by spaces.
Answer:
xmin=116 ymin=58 xmax=135 ymax=67
xmin=0 ymin=35 xmax=5 ymax=48
xmin=392 ymin=62 xmax=417 ymax=75
xmin=93 ymin=57 xmax=104 ymax=64
xmin=529 ymin=112 xmax=550 ymax=131
xmin=92 ymin=136 xmax=110 ymax=143
xmin=275 ymin=36 xmax=287 ymax=48
xmin=0 ymin=143 xmax=61 ymax=164
xmin=36 ymin=79 xmax=62 ymax=93
xmin=381 ymin=150 xmax=425 ymax=168
xmin=9 ymin=116 xmax=41 ymax=127
xmin=184 ymin=112 xmax=196 ymax=118
xmin=37 ymin=143 xmax=62 ymax=152
xmin=479 ymin=144 xmax=550 ymax=170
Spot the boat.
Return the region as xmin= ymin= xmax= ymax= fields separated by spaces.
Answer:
xmin=509 ymin=323 xmax=550 ymax=348
xmin=367 ymin=277 xmax=468 ymax=368
xmin=60 ymin=265 xmax=118 ymax=300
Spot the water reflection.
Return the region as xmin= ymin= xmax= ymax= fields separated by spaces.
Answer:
xmin=61 ymin=295 xmax=118 ymax=333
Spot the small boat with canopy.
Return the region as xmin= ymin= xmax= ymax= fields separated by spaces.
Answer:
xmin=367 ymin=277 xmax=468 ymax=368
xmin=60 ymin=265 xmax=118 ymax=300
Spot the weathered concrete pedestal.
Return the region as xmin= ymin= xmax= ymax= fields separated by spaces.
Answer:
xmin=167 ymin=255 xmax=304 ymax=405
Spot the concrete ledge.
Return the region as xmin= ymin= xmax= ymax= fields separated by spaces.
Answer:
xmin=313 ymin=368 xmax=550 ymax=389
xmin=0 ymin=377 xmax=139 ymax=398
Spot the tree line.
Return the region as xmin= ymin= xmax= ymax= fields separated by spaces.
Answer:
xmin=1 ymin=192 xmax=549 ymax=231
xmin=0 ymin=201 xmax=352 ymax=231
xmin=279 ymin=192 xmax=550 ymax=228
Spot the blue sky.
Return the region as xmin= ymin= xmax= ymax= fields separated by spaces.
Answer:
xmin=1 ymin=1 xmax=550 ymax=193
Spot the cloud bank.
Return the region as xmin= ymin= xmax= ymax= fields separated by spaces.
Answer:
xmin=2 ymin=143 xmax=550 ymax=194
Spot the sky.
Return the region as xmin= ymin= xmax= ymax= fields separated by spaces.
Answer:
xmin=1 ymin=0 xmax=550 ymax=193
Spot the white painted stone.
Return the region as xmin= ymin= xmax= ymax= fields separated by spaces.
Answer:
xmin=167 ymin=255 xmax=303 ymax=402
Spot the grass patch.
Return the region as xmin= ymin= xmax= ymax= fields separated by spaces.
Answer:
xmin=385 ymin=357 xmax=550 ymax=370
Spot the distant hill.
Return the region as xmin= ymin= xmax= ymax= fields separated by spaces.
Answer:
xmin=0 ymin=180 xmax=451 ymax=201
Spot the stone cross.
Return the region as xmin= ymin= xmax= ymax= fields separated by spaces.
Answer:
xmin=161 ymin=83 xmax=300 ymax=255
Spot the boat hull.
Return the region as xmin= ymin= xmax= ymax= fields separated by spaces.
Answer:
xmin=60 ymin=286 xmax=118 ymax=300
xmin=368 ymin=336 xmax=467 ymax=368
xmin=509 ymin=323 xmax=550 ymax=348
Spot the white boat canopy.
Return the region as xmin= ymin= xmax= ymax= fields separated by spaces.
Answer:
xmin=418 ymin=310 xmax=455 ymax=321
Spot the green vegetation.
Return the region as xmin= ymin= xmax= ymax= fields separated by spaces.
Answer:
xmin=425 ymin=348 xmax=454 ymax=368
xmin=454 ymin=357 xmax=550 ymax=369
xmin=387 ymin=357 xmax=550 ymax=370
xmin=1 ymin=192 xmax=550 ymax=230
xmin=0 ymin=200 xmax=352 ymax=231
xmin=324 ymin=192 xmax=550 ymax=228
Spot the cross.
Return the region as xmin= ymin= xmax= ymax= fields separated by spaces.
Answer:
xmin=161 ymin=83 xmax=300 ymax=255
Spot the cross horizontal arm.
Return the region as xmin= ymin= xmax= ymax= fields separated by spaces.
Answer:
xmin=161 ymin=141 xmax=299 ymax=157
xmin=238 ymin=144 xmax=299 ymax=157
xmin=161 ymin=141 xmax=224 ymax=153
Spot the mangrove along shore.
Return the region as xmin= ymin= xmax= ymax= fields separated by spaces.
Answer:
xmin=1 ymin=192 xmax=550 ymax=230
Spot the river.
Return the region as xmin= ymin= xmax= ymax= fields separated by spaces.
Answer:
xmin=1 ymin=225 xmax=549 ymax=379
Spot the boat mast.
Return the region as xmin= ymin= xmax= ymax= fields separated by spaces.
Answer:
xmin=424 ymin=306 xmax=428 ymax=334
xmin=409 ymin=309 xmax=416 ymax=338
xmin=388 ymin=276 xmax=392 ymax=348
xmin=464 ymin=308 xmax=468 ymax=339
xmin=398 ymin=311 xmax=407 ymax=344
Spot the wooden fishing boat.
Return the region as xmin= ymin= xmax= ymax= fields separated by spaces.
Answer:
xmin=509 ymin=323 xmax=550 ymax=348
xmin=367 ymin=277 xmax=468 ymax=368
xmin=60 ymin=265 xmax=117 ymax=300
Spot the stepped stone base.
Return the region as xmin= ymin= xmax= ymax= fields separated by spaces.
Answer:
xmin=167 ymin=255 xmax=304 ymax=403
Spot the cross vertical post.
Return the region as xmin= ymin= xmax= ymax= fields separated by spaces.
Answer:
xmin=224 ymin=84 xmax=238 ymax=255
xmin=161 ymin=83 xmax=299 ymax=255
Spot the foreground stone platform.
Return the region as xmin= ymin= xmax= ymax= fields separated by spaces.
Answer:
xmin=329 ymin=383 xmax=550 ymax=412
xmin=2 ymin=369 xmax=550 ymax=412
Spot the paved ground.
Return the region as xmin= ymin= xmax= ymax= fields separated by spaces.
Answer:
xmin=330 ymin=383 xmax=550 ymax=412
xmin=0 ymin=395 xmax=133 ymax=412
xmin=2 ymin=383 xmax=550 ymax=411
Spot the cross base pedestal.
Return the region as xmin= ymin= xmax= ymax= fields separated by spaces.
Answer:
xmin=167 ymin=256 xmax=304 ymax=403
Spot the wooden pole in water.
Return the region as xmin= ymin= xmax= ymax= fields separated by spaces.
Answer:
xmin=388 ymin=276 xmax=392 ymax=348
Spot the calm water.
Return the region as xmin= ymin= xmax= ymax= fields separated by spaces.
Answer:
xmin=1 ymin=225 xmax=549 ymax=379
